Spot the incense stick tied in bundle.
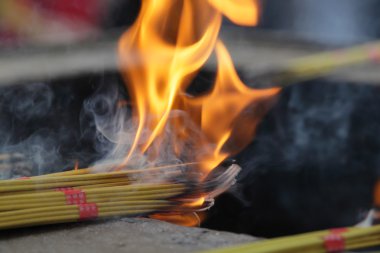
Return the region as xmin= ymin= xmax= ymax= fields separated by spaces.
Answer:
xmin=0 ymin=163 xmax=240 ymax=230
xmin=198 ymin=225 xmax=380 ymax=253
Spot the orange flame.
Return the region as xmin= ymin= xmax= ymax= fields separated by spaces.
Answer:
xmin=118 ymin=0 xmax=278 ymax=178
xmin=183 ymin=41 xmax=280 ymax=173
xmin=150 ymin=212 xmax=206 ymax=227
xmin=208 ymin=0 xmax=260 ymax=26
xmin=183 ymin=197 xmax=206 ymax=208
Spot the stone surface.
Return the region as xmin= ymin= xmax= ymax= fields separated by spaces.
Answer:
xmin=0 ymin=218 xmax=258 ymax=253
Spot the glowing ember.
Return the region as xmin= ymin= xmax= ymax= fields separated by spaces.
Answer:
xmin=117 ymin=0 xmax=280 ymax=224
xmin=150 ymin=212 xmax=206 ymax=227
xmin=74 ymin=160 xmax=79 ymax=171
xmin=375 ymin=181 xmax=380 ymax=206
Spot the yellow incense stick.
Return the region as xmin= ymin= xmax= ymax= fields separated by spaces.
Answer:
xmin=198 ymin=225 xmax=380 ymax=253
xmin=254 ymin=40 xmax=380 ymax=88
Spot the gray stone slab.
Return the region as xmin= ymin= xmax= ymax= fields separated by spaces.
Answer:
xmin=0 ymin=218 xmax=258 ymax=253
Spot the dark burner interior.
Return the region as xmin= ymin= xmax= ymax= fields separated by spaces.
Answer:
xmin=204 ymin=80 xmax=379 ymax=237
xmin=0 ymin=71 xmax=378 ymax=237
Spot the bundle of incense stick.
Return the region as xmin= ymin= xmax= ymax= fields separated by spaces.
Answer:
xmin=199 ymin=224 xmax=380 ymax=253
xmin=0 ymin=163 xmax=240 ymax=230
xmin=253 ymin=40 xmax=380 ymax=88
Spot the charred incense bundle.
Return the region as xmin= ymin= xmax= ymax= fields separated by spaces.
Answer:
xmin=199 ymin=225 xmax=380 ymax=253
xmin=0 ymin=164 xmax=240 ymax=230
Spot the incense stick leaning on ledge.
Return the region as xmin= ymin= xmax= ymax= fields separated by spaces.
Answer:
xmin=253 ymin=40 xmax=380 ymax=88
xmin=197 ymin=225 xmax=380 ymax=253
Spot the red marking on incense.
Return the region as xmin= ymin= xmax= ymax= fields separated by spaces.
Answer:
xmin=323 ymin=228 xmax=347 ymax=253
xmin=78 ymin=203 xmax=98 ymax=220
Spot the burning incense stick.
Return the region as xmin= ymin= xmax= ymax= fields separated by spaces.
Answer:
xmin=0 ymin=178 xmax=185 ymax=229
xmin=0 ymin=184 xmax=186 ymax=211
xmin=38 ymin=162 xmax=201 ymax=178
xmin=0 ymin=202 xmax=172 ymax=230
xmin=0 ymin=165 xmax=187 ymax=193
xmin=0 ymin=163 xmax=240 ymax=230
